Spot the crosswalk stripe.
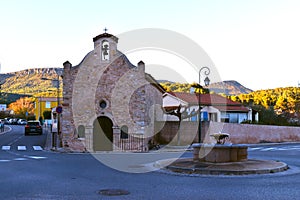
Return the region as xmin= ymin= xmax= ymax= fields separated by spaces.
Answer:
xmin=249 ymin=146 xmax=300 ymax=152
xmin=1 ymin=145 xmax=43 ymax=151
xmin=33 ymin=146 xmax=43 ymax=151
xmin=2 ymin=146 xmax=11 ymax=150
xmin=17 ymin=146 xmax=27 ymax=151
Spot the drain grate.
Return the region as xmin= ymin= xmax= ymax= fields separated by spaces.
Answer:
xmin=98 ymin=189 xmax=130 ymax=196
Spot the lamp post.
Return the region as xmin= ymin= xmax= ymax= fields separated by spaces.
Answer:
xmin=41 ymin=69 xmax=63 ymax=149
xmin=54 ymin=68 xmax=63 ymax=148
xmin=198 ymin=67 xmax=210 ymax=143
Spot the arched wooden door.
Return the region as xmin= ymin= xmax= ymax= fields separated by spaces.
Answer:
xmin=93 ymin=116 xmax=113 ymax=151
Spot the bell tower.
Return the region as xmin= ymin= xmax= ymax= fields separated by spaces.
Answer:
xmin=93 ymin=28 xmax=119 ymax=63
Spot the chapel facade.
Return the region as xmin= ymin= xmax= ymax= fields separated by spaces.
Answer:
xmin=61 ymin=32 xmax=164 ymax=152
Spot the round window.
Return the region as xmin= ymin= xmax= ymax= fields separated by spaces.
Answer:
xmin=99 ymin=100 xmax=107 ymax=109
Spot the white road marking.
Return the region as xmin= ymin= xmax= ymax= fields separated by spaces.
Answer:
xmin=14 ymin=158 xmax=28 ymax=161
xmin=2 ymin=146 xmax=11 ymax=150
xmin=2 ymin=145 xmax=44 ymax=151
xmin=249 ymin=146 xmax=300 ymax=152
xmin=17 ymin=146 xmax=27 ymax=151
xmin=33 ymin=146 xmax=43 ymax=151
xmin=27 ymin=156 xmax=47 ymax=159
xmin=248 ymin=147 xmax=263 ymax=151
xmin=0 ymin=159 xmax=11 ymax=162
xmin=289 ymin=147 xmax=300 ymax=150
xmin=276 ymin=148 xmax=290 ymax=151
xmin=260 ymin=147 xmax=275 ymax=151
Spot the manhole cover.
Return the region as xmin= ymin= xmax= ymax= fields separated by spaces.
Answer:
xmin=98 ymin=189 xmax=130 ymax=196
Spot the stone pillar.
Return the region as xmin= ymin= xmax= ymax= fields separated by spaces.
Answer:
xmin=85 ymin=125 xmax=94 ymax=152
xmin=113 ymin=126 xmax=121 ymax=151
xmin=192 ymin=143 xmax=200 ymax=161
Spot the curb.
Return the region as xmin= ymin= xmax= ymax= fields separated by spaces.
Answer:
xmin=0 ymin=126 xmax=12 ymax=135
xmin=163 ymin=158 xmax=289 ymax=175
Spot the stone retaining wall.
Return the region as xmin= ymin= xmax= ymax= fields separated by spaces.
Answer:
xmin=211 ymin=122 xmax=300 ymax=144
xmin=155 ymin=121 xmax=300 ymax=144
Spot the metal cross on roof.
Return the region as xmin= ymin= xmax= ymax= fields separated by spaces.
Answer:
xmin=104 ymin=27 xmax=108 ymax=33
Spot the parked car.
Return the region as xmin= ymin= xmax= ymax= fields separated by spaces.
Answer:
xmin=25 ymin=120 xmax=43 ymax=135
xmin=4 ymin=118 xmax=11 ymax=124
xmin=18 ymin=119 xmax=27 ymax=125
xmin=9 ymin=118 xmax=19 ymax=125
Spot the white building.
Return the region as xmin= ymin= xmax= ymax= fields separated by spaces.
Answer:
xmin=163 ymin=92 xmax=257 ymax=123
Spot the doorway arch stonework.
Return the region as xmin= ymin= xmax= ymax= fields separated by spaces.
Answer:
xmin=93 ymin=116 xmax=113 ymax=151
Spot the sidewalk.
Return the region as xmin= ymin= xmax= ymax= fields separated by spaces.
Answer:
xmin=44 ymin=126 xmax=52 ymax=151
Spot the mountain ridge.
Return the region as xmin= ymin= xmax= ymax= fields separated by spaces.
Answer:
xmin=0 ymin=68 xmax=253 ymax=104
xmin=158 ymin=80 xmax=253 ymax=95
xmin=0 ymin=68 xmax=62 ymax=104
xmin=208 ymin=80 xmax=253 ymax=95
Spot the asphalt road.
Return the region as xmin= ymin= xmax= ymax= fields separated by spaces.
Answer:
xmin=1 ymin=125 xmax=300 ymax=200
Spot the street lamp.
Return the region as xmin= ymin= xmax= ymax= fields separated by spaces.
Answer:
xmin=198 ymin=67 xmax=210 ymax=143
xmin=41 ymin=69 xmax=63 ymax=149
xmin=54 ymin=68 xmax=63 ymax=148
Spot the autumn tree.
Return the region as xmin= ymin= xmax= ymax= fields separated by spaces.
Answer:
xmin=8 ymin=97 xmax=35 ymax=118
xmin=159 ymin=81 xmax=300 ymax=125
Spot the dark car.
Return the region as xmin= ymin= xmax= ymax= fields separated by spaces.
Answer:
xmin=25 ymin=121 xmax=43 ymax=135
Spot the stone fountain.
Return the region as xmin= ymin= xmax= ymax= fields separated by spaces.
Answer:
xmin=165 ymin=132 xmax=288 ymax=175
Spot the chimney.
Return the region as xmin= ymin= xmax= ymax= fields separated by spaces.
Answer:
xmin=63 ymin=61 xmax=72 ymax=71
xmin=137 ymin=60 xmax=145 ymax=72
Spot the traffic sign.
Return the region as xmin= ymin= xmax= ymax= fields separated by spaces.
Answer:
xmin=56 ymin=106 xmax=63 ymax=114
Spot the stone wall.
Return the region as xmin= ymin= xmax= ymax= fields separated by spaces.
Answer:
xmin=218 ymin=122 xmax=300 ymax=144
xmin=154 ymin=121 xmax=201 ymax=145
xmin=155 ymin=121 xmax=300 ymax=145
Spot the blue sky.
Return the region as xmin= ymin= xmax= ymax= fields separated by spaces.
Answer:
xmin=0 ymin=0 xmax=299 ymax=90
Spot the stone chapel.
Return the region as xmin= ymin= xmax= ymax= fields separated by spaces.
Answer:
xmin=61 ymin=32 xmax=165 ymax=152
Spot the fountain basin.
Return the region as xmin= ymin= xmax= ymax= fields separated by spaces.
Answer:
xmin=192 ymin=143 xmax=248 ymax=163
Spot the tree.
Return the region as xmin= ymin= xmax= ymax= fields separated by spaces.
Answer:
xmin=163 ymin=104 xmax=200 ymax=145
xmin=43 ymin=110 xmax=52 ymax=119
xmin=8 ymin=97 xmax=34 ymax=118
xmin=165 ymin=104 xmax=199 ymax=121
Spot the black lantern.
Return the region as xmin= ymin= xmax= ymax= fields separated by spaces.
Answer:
xmin=204 ymin=76 xmax=210 ymax=87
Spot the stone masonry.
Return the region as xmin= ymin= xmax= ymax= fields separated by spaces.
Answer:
xmin=61 ymin=32 xmax=164 ymax=152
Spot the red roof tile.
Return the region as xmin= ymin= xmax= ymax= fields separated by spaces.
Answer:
xmin=169 ymin=92 xmax=249 ymax=112
xmin=171 ymin=92 xmax=240 ymax=105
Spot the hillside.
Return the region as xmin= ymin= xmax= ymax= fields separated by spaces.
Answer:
xmin=208 ymin=80 xmax=253 ymax=95
xmin=1 ymin=68 xmax=298 ymax=126
xmin=0 ymin=68 xmax=62 ymax=104
xmin=0 ymin=68 xmax=251 ymax=104
xmin=159 ymin=80 xmax=253 ymax=95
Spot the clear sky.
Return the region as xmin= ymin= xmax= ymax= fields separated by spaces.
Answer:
xmin=0 ymin=0 xmax=299 ymax=90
